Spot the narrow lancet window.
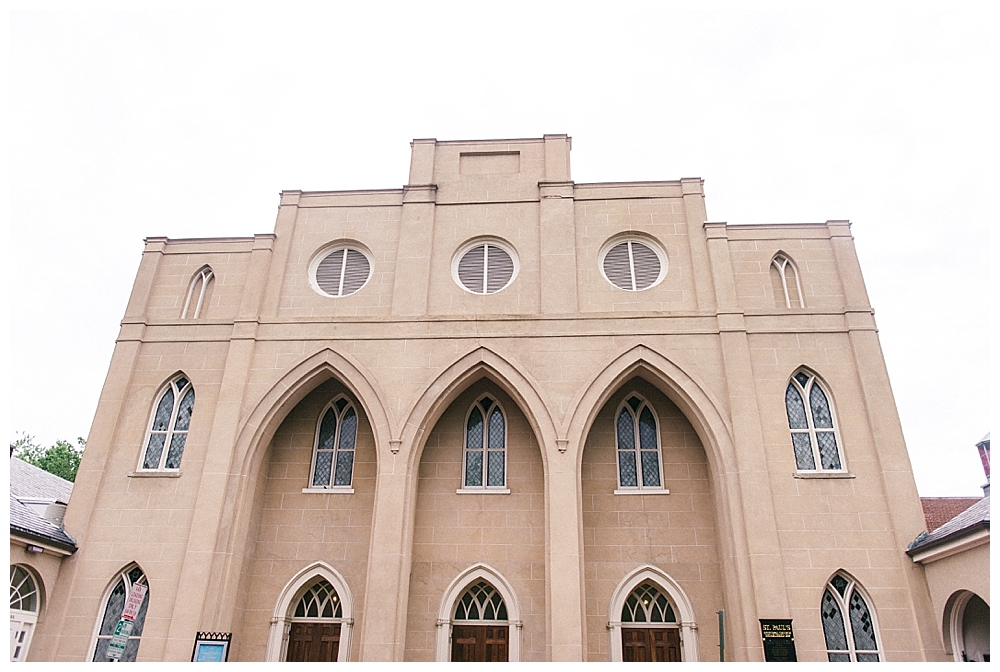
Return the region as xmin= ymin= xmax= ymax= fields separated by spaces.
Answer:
xmin=771 ymin=254 xmax=803 ymax=308
xmin=821 ymin=573 xmax=882 ymax=661
xmin=181 ymin=266 xmax=214 ymax=319
xmin=310 ymin=398 xmax=358 ymax=488
xmin=785 ymin=370 xmax=844 ymax=472
xmin=141 ymin=376 xmax=195 ymax=471
xmin=463 ymin=397 xmax=506 ymax=489
xmin=616 ymin=395 xmax=664 ymax=490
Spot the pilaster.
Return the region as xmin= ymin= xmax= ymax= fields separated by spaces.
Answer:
xmin=391 ymin=140 xmax=438 ymax=316
xmin=545 ymin=451 xmax=586 ymax=660
xmin=682 ymin=180 xmax=716 ymax=311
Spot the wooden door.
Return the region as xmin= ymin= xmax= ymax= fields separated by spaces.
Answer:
xmin=451 ymin=624 xmax=509 ymax=662
xmin=622 ymin=628 xmax=680 ymax=662
xmin=286 ymin=622 xmax=341 ymax=662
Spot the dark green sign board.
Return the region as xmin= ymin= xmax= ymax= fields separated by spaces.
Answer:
xmin=760 ymin=619 xmax=797 ymax=662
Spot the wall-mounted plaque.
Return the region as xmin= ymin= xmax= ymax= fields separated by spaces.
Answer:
xmin=760 ymin=619 xmax=797 ymax=662
xmin=192 ymin=632 xmax=232 ymax=662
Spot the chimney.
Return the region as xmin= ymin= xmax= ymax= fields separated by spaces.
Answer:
xmin=43 ymin=501 xmax=68 ymax=528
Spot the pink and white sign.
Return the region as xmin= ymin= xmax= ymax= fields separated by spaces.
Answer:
xmin=121 ymin=583 xmax=148 ymax=622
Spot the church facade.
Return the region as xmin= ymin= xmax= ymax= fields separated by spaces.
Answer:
xmin=31 ymin=135 xmax=947 ymax=661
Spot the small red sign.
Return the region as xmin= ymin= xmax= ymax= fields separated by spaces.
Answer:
xmin=121 ymin=583 xmax=148 ymax=622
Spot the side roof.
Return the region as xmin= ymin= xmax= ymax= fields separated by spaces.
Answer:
xmin=10 ymin=457 xmax=74 ymax=502
xmin=908 ymin=496 xmax=990 ymax=555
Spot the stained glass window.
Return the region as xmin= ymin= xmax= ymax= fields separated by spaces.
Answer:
xmin=463 ymin=398 xmax=507 ymax=489
xmin=785 ymin=371 xmax=845 ymax=472
xmin=310 ymin=398 xmax=359 ymax=489
xmin=293 ymin=580 xmax=343 ymax=619
xmin=821 ymin=574 xmax=881 ymax=662
xmin=616 ymin=395 xmax=664 ymax=490
xmin=141 ymin=376 xmax=195 ymax=471
xmin=621 ymin=583 xmax=677 ymax=623
xmin=454 ymin=581 xmax=508 ymax=621
xmin=92 ymin=566 xmax=149 ymax=662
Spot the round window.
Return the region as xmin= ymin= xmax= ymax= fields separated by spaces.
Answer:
xmin=454 ymin=241 xmax=517 ymax=294
xmin=312 ymin=246 xmax=372 ymax=297
xmin=600 ymin=238 xmax=666 ymax=291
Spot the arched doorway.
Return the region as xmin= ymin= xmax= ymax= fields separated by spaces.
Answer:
xmin=947 ymin=591 xmax=990 ymax=662
xmin=608 ymin=566 xmax=698 ymax=662
xmin=266 ymin=563 xmax=354 ymax=662
xmin=10 ymin=565 xmax=40 ymax=662
xmin=435 ymin=564 xmax=522 ymax=662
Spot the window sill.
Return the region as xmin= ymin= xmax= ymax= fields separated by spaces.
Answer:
xmin=129 ymin=470 xmax=181 ymax=478
xmin=301 ymin=487 xmax=354 ymax=494
xmin=614 ymin=488 xmax=670 ymax=495
xmin=793 ymin=472 xmax=855 ymax=479
xmin=455 ymin=488 xmax=510 ymax=495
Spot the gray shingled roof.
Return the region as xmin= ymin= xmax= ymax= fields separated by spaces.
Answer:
xmin=908 ymin=496 xmax=990 ymax=554
xmin=9 ymin=458 xmax=77 ymax=551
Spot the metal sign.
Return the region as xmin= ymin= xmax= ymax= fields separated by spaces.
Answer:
xmin=760 ymin=619 xmax=797 ymax=662
xmin=106 ymin=619 xmax=134 ymax=660
xmin=121 ymin=583 xmax=148 ymax=622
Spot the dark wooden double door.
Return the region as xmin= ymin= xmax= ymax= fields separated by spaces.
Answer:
xmin=451 ymin=624 xmax=509 ymax=662
xmin=622 ymin=627 xmax=681 ymax=662
xmin=286 ymin=622 xmax=341 ymax=662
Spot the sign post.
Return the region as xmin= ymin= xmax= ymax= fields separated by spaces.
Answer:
xmin=760 ymin=619 xmax=797 ymax=662
xmin=106 ymin=583 xmax=147 ymax=661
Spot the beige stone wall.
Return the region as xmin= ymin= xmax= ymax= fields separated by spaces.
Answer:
xmin=10 ymin=542 xmax=69 ymax=662
xmin=37 ymin=135 xmax=946 ymax=662
xmin=920 ymin=541 xmax=990 ymax=658
xmin=581 ymin=378 xmax=723 ymax=661
xmin=405 ymin=380 xmax=546 ymax=660
xmin=230 ymin=379 xmax=377 ymax=661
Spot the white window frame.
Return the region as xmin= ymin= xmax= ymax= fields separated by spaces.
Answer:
xmin=10 ymin=565 xmax=41 ymax=662
xmin=458 ymin=396 xmax=509 ymax=494
xmin=607 ymin=565 xmax=699 ymax=662
xmin=451 ymin=238 xmax=519 ymax=295
xmin=304 ymin=396 xmax=357 ymax=493
xmin=308 ymin=242 xmax=373 ymax=298
xmin=138 ymin=375 xmax=195 ymax=472
xmin=614 ymin=394 xmax=668 ymax=494
xmin=821 ymin=573 xmax=883 ymax=662
xmin=181 ymin=266 xmax=214 ymax=319
xmin=599 ymin=235 xmax=668 ymax=292
xmin=771 ymin=253 xmax=804 ymax=309
xmin=786 ymin=370 xmax=847 ymax=474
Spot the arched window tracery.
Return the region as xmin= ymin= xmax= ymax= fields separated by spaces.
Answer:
xmin=181 ymin=266 xmax=214 ymax=319
xmin=771 ymin=254 xmax=803 ymax=308
xmin=615 ymin=394 xmax=664 ymax=490
xmin=92 ymin=565 xmax=149 ymax=662
xmin=462 ymin=396 xmax=507 ymax=490
xmin=10 ymin=565 xmax=40 ymax=662
xmin=785 ymin=370 xmax=845 ymax=472
xmin=309 ymin=397 xmax=358 ymax=489
xmin=140 ymin=375 xmax=195 ymax=471
xmin=821 ymin=573 xmax=882 ymax=661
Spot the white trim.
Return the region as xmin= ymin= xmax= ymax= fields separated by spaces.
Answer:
xmin=265 ymin=562 xmax=354 ymax=662
xmin=598 ymin=234 xmax=669 ymax=291
xmin=607 ymin=565 xmax=698 ymax=662
xmin=451 ymin=237 xmax=520 ymax=295
xmin=771 ymin=254 xmax=804 ymax=309
xmin=455 ymin=488 xmax=510 ymax=494
xmin=614 ymin=488 xmax=670 ymax=495
xmin=307 ymin=241 xmax=374 ymax=298
xmin=137 ymin=374 xmax=194 ymax=472
xmin=10 ymin=565 xmax=41 ymax=663
xmin=909 ymin=528 xmax=989 ymax=564
xmin=787 ymin=369 xmax=847 ymax=473
xmin=461 ymin=395 xmax=508 ymax=490
xmin=820 ymin=572 xmax=883 ymax=661
xmin=301 ymin=486 xmax=354 ymax=494
xmin=307 ymin=396 xmax=358 ymax=489
xmin=181 ymin=266 xmax=214 ymax=319
xmin=434 ymin=563 xmax=523 ymax=662
xmin=614 ymin=393 xmax=666 ymax=491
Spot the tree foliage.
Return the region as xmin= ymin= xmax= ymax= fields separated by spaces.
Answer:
xmin=10 ymin=433 xmax=86 ymax=482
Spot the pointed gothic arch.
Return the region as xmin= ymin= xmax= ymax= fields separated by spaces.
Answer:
xmin=770 ymin=252 xmax=803 ymax=309
xmin=265 ymin=562 xmax=355 ymax=662
xmin=434 ymin=563 xmax=523 ymax=662
xmin=181 ymin=265 xmax=215 ymax=319
xmin=607 ymin=565 xmax=699 ymax=661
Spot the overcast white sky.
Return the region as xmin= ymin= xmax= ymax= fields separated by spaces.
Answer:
xmin=9 ymin=5 xmax=994 ymax=496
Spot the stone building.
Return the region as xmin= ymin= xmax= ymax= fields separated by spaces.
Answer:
xmin=30 ymin=135 xmax=948 ymax=661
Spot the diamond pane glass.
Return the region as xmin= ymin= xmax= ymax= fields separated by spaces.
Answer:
xmin=617 ymin=408 xmax=635 ymax=450
xmin=821 ymin=589 xmax=848 ymax=652
xmin=817 ymin=432 xmax=841 ymax=470
xmin=339 ymin=408 xmax=357 ymax=449
xmin=174 ymin=388 xmax=195 ymax=431
xmin=143 ymin=434 xmax=166 ymax=469
xmin=488 ymin=409 xmax=505 ymax=449
xmin=151 ymin=389 xmax=174 ymax=431
xmin=638 ymin=407 xmax=657 ymax=450
xmin=318 ymin=409 xmax=337 ymax=451
xmin=641 ymin=450 xmax=661 ymax=487
xmin=467 ymin=408 xmax=483 ymax=449
xmin=165 ymin=433 xmax=186 ymax=469
xmin=465 ymin=451 xmax=483 ymax=487
xmin=792 ymin=433 xmax=815 ymax=470
xmin=312 ymin=451 xmax=333 ymax=487
xmin=785 ymin=384 xmax=808 ymax=429
xmin=619 ymin=451 xmax=638 ymax=487
xmin=810 ymin=383 xmax=834 ymax=428
xmin=848 ymin=590 xmax=878 ymax=652
xmin=828 ymin=652 xmax=850 ymax=662
xmin=334 ymin=450 xmax=354 ymax=487
xmin=100 ymin=581 xmax=127 ymax=635
xmin=856 ymin=653 xmax=880 ymax=662
xmin=487 ymin=451 xmax=504 ymax=486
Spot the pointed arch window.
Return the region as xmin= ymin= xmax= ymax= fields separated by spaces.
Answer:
xmin=140 ymin=376 xmax=195 ymax=471
xmin=10 ymin=565 xmax=40 ymax=662
xmin=181 ymin=266 xmax=214 ymax=319
xmin=771 ymin=254 xmax=803 ymax=309
xmin=615 ymin=395 xmax=665 ymax=491
xmin=785 ymin=371 xmax=845 ymax=472
xmin=309 ymin=398 xmax=358 ymax=490
xmin=821 ymin=574 xmax=882 ymax=661
xmin=285 ymin=580 xmax=345 ymax=662
xmin=92 ymin=566 xmax=149 ymax=662
xmin=451 ymin=581 xmax=510 ymax=662
xmin=461 ymin=397 xmax=507 ymax=491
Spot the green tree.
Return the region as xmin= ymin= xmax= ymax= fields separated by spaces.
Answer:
xmin=10 ymin=433 xmax=86 ymax=482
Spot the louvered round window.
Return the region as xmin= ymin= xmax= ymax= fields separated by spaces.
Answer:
xmin=312 ymin=246 xmax=372 ymax=297
xmin=600 ymin=238 xmax=666 ymax=291
xmin=454 ymin=241 xmax=517 ymax=294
